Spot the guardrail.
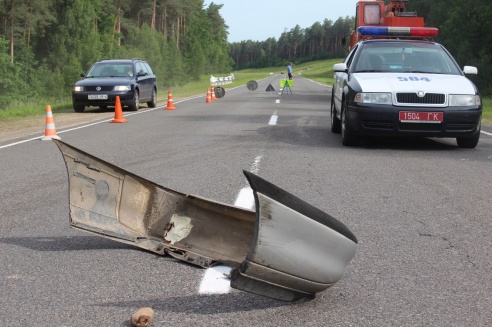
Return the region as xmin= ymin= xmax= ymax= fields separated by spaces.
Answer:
xmin=210 ymin=73 xmax=235 ymax=86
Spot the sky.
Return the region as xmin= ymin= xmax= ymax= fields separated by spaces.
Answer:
xmin=208 ymin=0 xmax=358 ymax=43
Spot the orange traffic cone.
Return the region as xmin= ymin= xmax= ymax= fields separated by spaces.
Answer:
xmin=206 ymin=88 xmax=212 ymax=103
xmin=211 ymin=85 xmax=218 ymax=100
xmin=110 ymin=96 xmax=128 ymax=123
xmin=165 ymin=90 xmax=176 ymax=110
xmin=41 ymin=105 xmax=60 ymax=141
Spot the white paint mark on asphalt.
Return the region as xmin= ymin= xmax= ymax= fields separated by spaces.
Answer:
xmin=234 ymin=155 xmax=262 ymax=209
xmin=269 ymin=114 xmax=278 ymax=125
xmin=276 ymin=99 xmax=280 ymax=104
xmin=250 ymin=155 xmax=262 ymax=174
xmin=198 ymin=265 xmax=232 ymax=294
xmin=234 ymin=186 xmax=255 ymax=210
xmin=482 ymin=130 xmax=492 ymax=136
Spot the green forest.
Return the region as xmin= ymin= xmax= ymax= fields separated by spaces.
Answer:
xmin=0 ymin=0 xmax=233 ymax=108
xmin=1 ymin=0 xmax=491 ymax=111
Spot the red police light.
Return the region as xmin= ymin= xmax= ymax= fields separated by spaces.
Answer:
xmin=358 ymin=26 xmax=439 ymax=38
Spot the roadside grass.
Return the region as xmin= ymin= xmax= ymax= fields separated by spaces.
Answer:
xmin=294 ymin=58 xmax=342 ymax=86
xmin=0 ymin=58 xmax=491 ymax=126
xmin=482 ymin=98 xmax=492 ymax=125
xmin=0 ymin=100 xmax=71 ymax=120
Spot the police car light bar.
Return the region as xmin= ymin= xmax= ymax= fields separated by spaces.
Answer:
xmin=358 ymin=26 xmax=439 ymax=38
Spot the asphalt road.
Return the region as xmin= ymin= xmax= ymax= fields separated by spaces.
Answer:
xmin=1 ymin=75 xmax=491 ymax=326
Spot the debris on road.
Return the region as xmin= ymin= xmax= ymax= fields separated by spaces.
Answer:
xmin=54 ymin=139 xmax=358 ymax=302
xmin=131 ymin=307 xmax=154 ymax=327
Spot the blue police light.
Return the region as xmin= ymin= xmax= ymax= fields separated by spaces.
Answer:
xmin=358 ymin=26 xmax=439 ymax=38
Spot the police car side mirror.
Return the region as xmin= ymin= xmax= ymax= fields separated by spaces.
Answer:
xmin=333 ymin=63 xmax=348 ymax=73
xmin=463 ymin=66 xmax=477 ymax=75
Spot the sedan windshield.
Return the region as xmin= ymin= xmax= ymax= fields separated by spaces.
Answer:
xmin=86 ymin=63 xmax=133 ymax=77
xmin=354 ymin=42 xmax=462 ymax=75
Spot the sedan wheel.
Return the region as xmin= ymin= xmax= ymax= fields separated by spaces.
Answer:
xmin=73 ymin=105 xmax=85 ymax=113
xmin=129 ymin=91 xmax=139 ymax=111
xmin=341 ymin=101 xmax=358 ymax=146
xmin=147 ymin=88 xmax=157 ymax=108
xmin=331 ymin=96 xmax=341 ymax=134
xmin=456 ymin=121 xmax=480 ymax=148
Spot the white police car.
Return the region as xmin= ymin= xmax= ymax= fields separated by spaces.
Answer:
xmin=331 ymin=27 xmax=482 ymax=148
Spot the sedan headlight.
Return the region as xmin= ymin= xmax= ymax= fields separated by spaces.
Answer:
xmin=355 ymin=93 xmax=392 ymax=105
xmin=73 ymin=86 xmax=84 ymax=92
xmin=114 ymin=85 xmax=131 ymax=91
xmin=449 ymin=94 xmax=481 ymax=107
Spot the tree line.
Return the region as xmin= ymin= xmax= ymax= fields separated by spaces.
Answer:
xmin=407 ymin=0 xmax=492 ymax=95
xmin=0 ymin=0 xmax=232 ymax=108
xmin=229 ymin=16 xmax=354 ymax=70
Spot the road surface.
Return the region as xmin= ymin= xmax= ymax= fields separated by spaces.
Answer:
xmin=0 ymin=75 xmax=491 ymax=326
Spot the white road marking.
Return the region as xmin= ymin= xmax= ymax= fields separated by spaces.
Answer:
xmin=198 ymin=265 xmax=232 ymax=294
xmin=234 ymin=186 xmax=255 ymax=209
xmin=250 ymin=155 xmax=262 ymax=174
xmin=482 ymin=130 xmax=492 ymax=136
xmin=269 ymin=114 xmax=278 ymax=125
xmin=276 ymin=99 xmax=280 ymax=104
xmin=234 ymin=155 xmax=262 ymax=209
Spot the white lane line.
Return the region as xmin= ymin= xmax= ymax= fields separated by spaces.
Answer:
xmin=199 ymin=155 xmax=263 ymax=295
xmin=268 ymin=114 xmax=278 ymax=125
xmin=250 ymin=155 xmax=262 ymax=174
xmin=234 ymin=154 xmax=262 ymax=209
xmin=198 ymin=265 xmax=232 ymax=294
xmin=276 ymin=99 xmax=280 ymax=104
xmin=482 ymin=130 xmax=492 ymax=136
xmin=234 ymin=186 xmax=255 ymax=210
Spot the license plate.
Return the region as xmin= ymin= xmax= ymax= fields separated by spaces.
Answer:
xmin=399 ymin=111 xmax=443 ymax=123
xmin=88 ymin=94 xmax=108 ymax=100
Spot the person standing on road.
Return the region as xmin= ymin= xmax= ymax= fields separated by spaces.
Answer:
xmin=287 ymin=62 xmax=293 ymax=80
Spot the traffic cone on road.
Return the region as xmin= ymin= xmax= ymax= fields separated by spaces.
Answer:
xmin=41 ymin=105 xmax=61 ymax=141
xmin=110 ymin=96 xmax=128 ymax=123
xmin=165 ymin=90 xmax=176 ymax=110
xmin=206 ymin=88 xmax=212 ymax=103
xmin=211 ymin=85 xmax=218 ymax=100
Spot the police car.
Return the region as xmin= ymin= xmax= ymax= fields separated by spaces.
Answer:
xmin=331 ymin=27 xmax=482 ymax=148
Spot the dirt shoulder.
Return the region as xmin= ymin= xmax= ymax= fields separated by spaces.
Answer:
xmin=0 ymin=111 xmax=115 ymax=143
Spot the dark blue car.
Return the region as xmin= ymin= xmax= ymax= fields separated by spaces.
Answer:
xmin=72 ymin=59 xmax=157 ymax=112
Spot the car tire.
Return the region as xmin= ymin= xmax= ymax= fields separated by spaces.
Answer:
xmin=129 ymin=90 xmax=139 ymax=111
xmin=74 ymin=105 xmax=85 ymax=113
xmin=331 ymin=94 xmax=341 ymax=134
xmin=456 ymin=121 xmax=480 ymax=148
xmin=341 ymin=100 xmax=358 ymax=146
xmin=147 ymin=88 xmax=157 ymax=108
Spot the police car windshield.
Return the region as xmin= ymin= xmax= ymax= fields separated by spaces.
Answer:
xmin=354 ymin=42 xmax=462 ymax=75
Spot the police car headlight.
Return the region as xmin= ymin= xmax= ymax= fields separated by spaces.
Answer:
xmin=114 ymin=85 xmax=131 ymax=91
xmin=449 ymin=94 xmax=481 ymax=107
xmin=73 ymin=86 xmax=84 ymax=92
xmin=355 ymin=93 xmax=392 ymax=105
